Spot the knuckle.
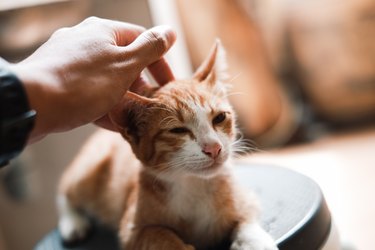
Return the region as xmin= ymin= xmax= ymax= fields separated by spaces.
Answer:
xmin=84 ymin=16 xmax=101 ymax=24
xmin=145 ymin=30 xmax=168 ymax=56
xmin=52 ymin=27 xmax=70 ymax=37
xmin=80 ymin=16 xmax=110 ymax=31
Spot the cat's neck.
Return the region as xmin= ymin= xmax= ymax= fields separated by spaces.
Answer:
xmin=138 ymin=160 xmax=237 ymax=250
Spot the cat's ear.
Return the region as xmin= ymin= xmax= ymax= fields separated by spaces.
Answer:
xmin=109 ymin=92 xmax=153 ymax=144
xmin=193 ymin=39 xmax=228 ymax=86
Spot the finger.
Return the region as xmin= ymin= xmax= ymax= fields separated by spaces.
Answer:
xmin=94 ymin=115 xmax=118 ymax=131
xmin=129 ymin=74 xmax=154 ymax=95
xmin=81 ymin=17 xmax=146 ymax=46
xmin=109 ymin=22 xmax=146 ymax=46
xmin=147 ymin=57 xmax=175 ymax=86
xmin=121 ymin=25 xmax=176 ymax=71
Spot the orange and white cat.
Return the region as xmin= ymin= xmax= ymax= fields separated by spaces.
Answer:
xmin=57 ymin=41 xmax=278 ymax=250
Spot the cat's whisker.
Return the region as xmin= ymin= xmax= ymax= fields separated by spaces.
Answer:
xmin=219 ymin=72 xmax=241 ymax=93
xmin=227 ymin=72 xmax=242 ymax=84
xmin=151 ymin=161 xmax=190 ymax=183
xmin=166 ymin=161 xmax=201 ymax=171
xmin=148 ymin=106 xmax=176 ymax=114
xmin=230 ymin=136 xmax=263 ymax=155
xmin=159 ymin=116 xmax=179 ymax=127
xmin=154 ymin=157 xmax=208 ymax=174
xmin=225 ymin=91 xmax=249 ymax=98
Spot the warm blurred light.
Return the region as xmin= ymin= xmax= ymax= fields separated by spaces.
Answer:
xmin=0 ymin=0 xmax=67 ymax=11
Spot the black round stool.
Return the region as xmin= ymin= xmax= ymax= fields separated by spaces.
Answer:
xmin=35 ymin=164 xmax=339 ymax=250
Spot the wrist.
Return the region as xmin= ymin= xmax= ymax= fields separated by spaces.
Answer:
xmin=8 ymin=62 xmax=59 ymax=142
xmin=0 ymin=59 xmax=36 ymax=166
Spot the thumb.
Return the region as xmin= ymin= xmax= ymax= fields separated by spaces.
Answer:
xmin=122 ymin=25 xmax=176 ymax=68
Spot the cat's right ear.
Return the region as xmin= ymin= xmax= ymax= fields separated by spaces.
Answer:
xmin=193 ymin=39 xmax=228 ymax=85
xmin=109 ymin=92 xmax=153 ymax=144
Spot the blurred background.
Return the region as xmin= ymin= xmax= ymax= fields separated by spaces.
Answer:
xmin=0 ymin=0 xmax=374 ymax=249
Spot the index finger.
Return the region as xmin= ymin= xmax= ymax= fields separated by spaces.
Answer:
xmin=107 ymin=21 xmax=145 ymax=46
xmin=147 ymin=57 xmax=175 ymax=86
xmin=120 ymin=25 xmax=177 ymax=86
xmin=110 ymin=22 xmax=146 ymax=46
xmin=81 ymin=17 xmax=146 ymax=46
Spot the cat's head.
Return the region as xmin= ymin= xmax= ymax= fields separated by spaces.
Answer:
xmin=110 ymin=41 xmax=237 ymax=179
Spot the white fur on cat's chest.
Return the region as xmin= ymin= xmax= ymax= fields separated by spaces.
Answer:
xmin=169 ymin=178 xmax=215 ymax=220
xmin=167 ymin=175 xmax=224 ymax=245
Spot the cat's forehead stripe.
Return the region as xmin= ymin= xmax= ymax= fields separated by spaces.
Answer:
xmin=180 ymin=96 xmax=211 ymax=119
xmin=198 ymin=94 xmax=206 ymax=107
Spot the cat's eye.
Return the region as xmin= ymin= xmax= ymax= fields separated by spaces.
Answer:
xmin=213 ymin=112 xmax=226 ymax=125
xmin=169 ymin=127 xmax=190 ymax=134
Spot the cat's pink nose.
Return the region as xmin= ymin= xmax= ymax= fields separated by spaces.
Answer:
xmin=202 ymin=143 xmax=222 ymax=159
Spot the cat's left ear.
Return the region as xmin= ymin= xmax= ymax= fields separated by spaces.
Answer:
xmin=109 ymin=92 xmax=154 ymax=144
xmin=193 ymin=39 xmax=228 ymax=90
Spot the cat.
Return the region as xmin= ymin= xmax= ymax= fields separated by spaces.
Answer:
xmin=57 ymin=41 xmax=278 ymax=250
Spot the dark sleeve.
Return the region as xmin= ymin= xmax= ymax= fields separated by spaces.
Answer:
xmin=0 ymin=59 xmax=36 ymax=167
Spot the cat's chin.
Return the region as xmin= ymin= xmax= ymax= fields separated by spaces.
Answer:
xmin=188 ymin=161 xmax=227 ymax=179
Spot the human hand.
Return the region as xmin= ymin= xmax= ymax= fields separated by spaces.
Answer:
xmin=9 ymin=17 xmax=176 ymax=142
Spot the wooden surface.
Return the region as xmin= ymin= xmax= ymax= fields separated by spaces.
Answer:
xmin=237 ymin=126 xmax=375 ymax=250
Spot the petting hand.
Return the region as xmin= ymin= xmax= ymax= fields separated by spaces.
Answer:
xmin=9 ymin=17 xmax=176 ymax=142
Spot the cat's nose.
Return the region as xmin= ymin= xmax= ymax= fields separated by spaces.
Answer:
xmin=202 ymin=143 xmax=222 ymax=159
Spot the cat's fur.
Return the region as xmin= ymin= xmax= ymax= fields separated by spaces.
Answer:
xmin=57 ymin=41 xmax=278 ymax=250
